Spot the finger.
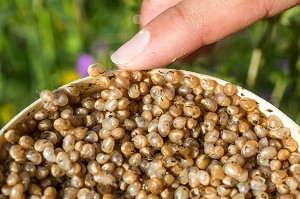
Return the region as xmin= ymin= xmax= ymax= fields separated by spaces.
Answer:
xmin=180 ymin=44 xmax=215 ymax=63
xmin=111 ymin=0 xmax=300 ymax=70
xmin=140 ymin=0 xmax=182 ymax=27
xmin=141 ymin=0 xmax=216 ymax=63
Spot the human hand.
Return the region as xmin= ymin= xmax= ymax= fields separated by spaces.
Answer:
xmin=111 ymin=0 xmax=300 ymax=70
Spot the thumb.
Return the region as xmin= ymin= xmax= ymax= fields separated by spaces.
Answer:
xmin=111 ymin=0 xmax=300 ymax=70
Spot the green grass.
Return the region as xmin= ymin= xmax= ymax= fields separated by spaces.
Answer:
xmin=0 ymin=0 xmax=299 ymax=127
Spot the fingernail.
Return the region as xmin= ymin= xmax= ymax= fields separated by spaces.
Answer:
xmin=111 ymin=29 xmax=150 ymax=65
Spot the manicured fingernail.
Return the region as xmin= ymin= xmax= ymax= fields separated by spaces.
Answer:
xmin=111 ymin=29 xmax=150 ymax=65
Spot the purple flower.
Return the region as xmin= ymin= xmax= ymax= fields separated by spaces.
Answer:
xmin=76 ymin=53 xmax=95 ymax=77
xmin=277 ymin=59 xmax=289 ymax=71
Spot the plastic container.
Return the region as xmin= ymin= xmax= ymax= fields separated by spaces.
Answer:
xmin=1 ymin=69 xmax=299 ymax=148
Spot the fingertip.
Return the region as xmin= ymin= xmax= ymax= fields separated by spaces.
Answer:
xmin=110 ymin=29 xmax=151 ymax=67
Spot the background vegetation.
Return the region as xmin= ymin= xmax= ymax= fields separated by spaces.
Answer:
xmin=0 ymin=0 xmax=299 ymax=127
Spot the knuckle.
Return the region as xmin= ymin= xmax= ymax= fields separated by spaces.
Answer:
xmin=169 ymin=4 xmax=191 ymax=28
xmin=260 ymin=0 xmax=276 ymax=18
xmin=170 ymin=4 xmax=206 ymax=45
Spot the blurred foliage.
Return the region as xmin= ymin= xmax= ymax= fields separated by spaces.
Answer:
xmin=0 ymin=0 xmax=299 ymax=127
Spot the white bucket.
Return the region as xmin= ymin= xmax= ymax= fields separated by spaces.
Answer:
xmin=1 ymin=69 xmax=299 ymax=149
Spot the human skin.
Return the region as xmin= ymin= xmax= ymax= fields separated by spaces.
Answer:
xmin=111 ymin=0 xmax=300 ymax=70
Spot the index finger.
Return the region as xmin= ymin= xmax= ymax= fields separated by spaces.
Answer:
xmin=140 ymin=0 xmax=182 ymax=27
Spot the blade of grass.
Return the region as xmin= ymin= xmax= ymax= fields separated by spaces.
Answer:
xmin=246 ymin=48 xmax=262 ymax=88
